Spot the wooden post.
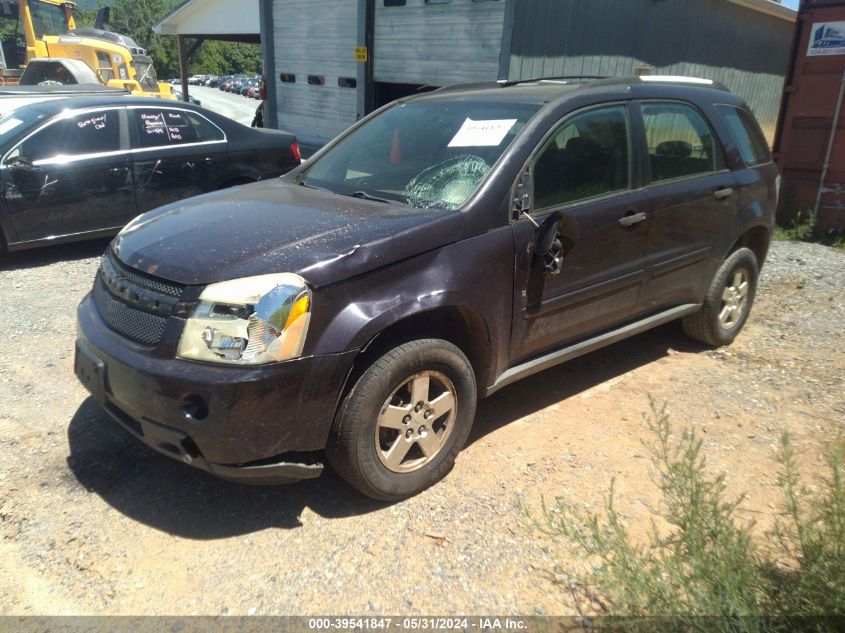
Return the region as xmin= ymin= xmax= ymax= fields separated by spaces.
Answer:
xmin=178 ymin=34 xmax=189 ymax=103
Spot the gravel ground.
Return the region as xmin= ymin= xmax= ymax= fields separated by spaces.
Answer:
xmin=0 ymin=239 xmax=843 ymax=615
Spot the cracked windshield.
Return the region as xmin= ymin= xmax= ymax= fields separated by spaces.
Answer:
xmin=303 ymin=99 xmax=540 ymax=209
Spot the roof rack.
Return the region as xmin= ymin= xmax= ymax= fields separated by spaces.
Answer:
xmin=497 ymin=76 xmax=607 ymax=87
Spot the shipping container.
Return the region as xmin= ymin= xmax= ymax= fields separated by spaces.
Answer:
xmin=774 ymin=0 xmax=845 ymax=229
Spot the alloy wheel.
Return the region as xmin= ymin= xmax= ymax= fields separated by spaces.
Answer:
xmin=374 ymin=370 xmax=457 ymax=473
xmin=719 ymin=267 xmax=750 ymax=330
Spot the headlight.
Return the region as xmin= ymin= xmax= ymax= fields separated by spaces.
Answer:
xmin=177 ymin=273 xmax=311 ymax=365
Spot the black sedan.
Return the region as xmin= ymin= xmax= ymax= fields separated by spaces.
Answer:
xmin=0 ymin=97 xmax=300 ymax=254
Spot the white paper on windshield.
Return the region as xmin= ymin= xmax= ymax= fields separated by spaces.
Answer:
xmin=0 ymin=118 xmax=24 ymax=136
xmin=448 ymin=118 xmax=518 ymax=148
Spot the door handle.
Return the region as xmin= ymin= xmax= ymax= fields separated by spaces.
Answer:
xmin=714 ymin=187 xmax=734 ymax=200
xmin=618 ymin=211 xmax=648 ymax=227
xmin=203 ymin=157 xmax=216 ymax=166
xmin=108 ymin=167 xmax=128 ymax=177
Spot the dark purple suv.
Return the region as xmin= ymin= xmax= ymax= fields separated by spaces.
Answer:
xmin=75 ymin=76 xmax=779 ymax=500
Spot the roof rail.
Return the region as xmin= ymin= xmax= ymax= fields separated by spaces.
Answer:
xmin=497 ymin=76 xmax=607 ymax=87
xmin=639 ymin=75 xmax=730 ymax=91
xmin=640 ymin=75 xmax=712 ymax=85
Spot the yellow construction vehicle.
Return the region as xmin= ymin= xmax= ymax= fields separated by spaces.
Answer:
xmin=0 ymin=0 xmax=173 ymax=98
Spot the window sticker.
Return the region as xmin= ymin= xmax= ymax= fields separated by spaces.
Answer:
xmin=448 ymin=118 xmax=518 ymax=148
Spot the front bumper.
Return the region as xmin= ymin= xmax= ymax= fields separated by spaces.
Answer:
xmin=75 ymin=293 xmax=357 ymax=484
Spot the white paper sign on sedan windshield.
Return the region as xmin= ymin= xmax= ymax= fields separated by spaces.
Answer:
xmin=448 ymin=118 xmax=518 ymax=147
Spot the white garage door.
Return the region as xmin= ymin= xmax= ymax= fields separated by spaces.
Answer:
xmin=272 ymin=0 xmax=359 ymax=148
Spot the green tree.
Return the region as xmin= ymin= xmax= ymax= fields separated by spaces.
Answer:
xmin=72 ymin=0 xmax=262 ymax=80
xmin=106 ymin=0 xmax=181 ymax=77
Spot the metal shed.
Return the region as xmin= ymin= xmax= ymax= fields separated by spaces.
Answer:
xmin=505 ymin=0 xmax=795 ymax=142
xmin=262 ymin=0 xmax=796 ymax=149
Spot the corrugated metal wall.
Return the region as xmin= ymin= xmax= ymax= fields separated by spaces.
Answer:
xmin=506 ymin=0 xmax=794 ymax=143
xmin=272 ymin=0 xmax=359 ymax=149
xmin=373 ymin=0 xmax=506 ymax=85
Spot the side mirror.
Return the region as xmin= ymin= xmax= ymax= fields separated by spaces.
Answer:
xmin=536 ymin=215 xmax=564 ymax=276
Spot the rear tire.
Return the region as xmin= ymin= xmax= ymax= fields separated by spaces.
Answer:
xmin=683 ymin=247 xmax=759 ymax=347
xmin=326 ymin=339 xmax=477 ymax=501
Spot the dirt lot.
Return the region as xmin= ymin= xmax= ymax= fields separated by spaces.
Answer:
xmin=0 ymin=239 xmax=843 ymax=616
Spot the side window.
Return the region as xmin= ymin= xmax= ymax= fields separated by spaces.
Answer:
xmin=716 ymin=105 xmax=771 ymax=166
xmin=641 ymin=102 xmax=725 ymax=183
xmin=131 ymin=108 xmax=223 ymax=149
xmin=96 ymin=51 xmax=114 ymax=82
xmin=185 ymin=112 xmax=225 ymax=143
xmin=15 ymin=109 xmax=121 ymax=162
xmin=533 ymin=105 xmax=630 ymax=209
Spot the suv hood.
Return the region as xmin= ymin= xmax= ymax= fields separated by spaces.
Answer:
xmin=112 ymin=180 xmax=464 ymax=288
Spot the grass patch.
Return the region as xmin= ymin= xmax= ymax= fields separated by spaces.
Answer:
xmin=526 ymin=401 xmax=845 ymax=625
xmin=775 ymin=211 xmax=845 ymax=249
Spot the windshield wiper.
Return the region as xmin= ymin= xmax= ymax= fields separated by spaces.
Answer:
xmin=349 ymin=191 xmax=393 ymax=204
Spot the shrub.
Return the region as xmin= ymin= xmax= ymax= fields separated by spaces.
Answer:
xmin=775 ymin=211 xmax=845 ymax=249
xmin=527 ymin=401 xmax=845 ymax=629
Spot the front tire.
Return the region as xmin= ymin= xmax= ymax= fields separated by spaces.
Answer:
xmin=326 ymin=339 xmax=477 ymax=501
xmin=683 ymin=247 xmax=759 ymax=347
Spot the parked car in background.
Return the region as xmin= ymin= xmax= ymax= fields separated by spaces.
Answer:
xmin=0 ymin=97 xmax=300 ymax=254
xmin=171 ymin=87 xmax=202 ymax=106
xmin=74 ymin=76 xmax=777 ymax=500
xmin=206 ymin=76 xmax=223 ymax=88
xmin=241 ymin=80 xmax=258 ymax=97
xmin=229 ymin=77 xmax=249 ymax=94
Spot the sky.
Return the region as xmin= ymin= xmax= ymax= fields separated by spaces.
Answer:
xmin=782 ymin=0 xmax=799 ymax=10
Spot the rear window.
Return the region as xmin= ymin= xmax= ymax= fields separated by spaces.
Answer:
xmin=717 ymin=105 xmax=771 ymax=166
